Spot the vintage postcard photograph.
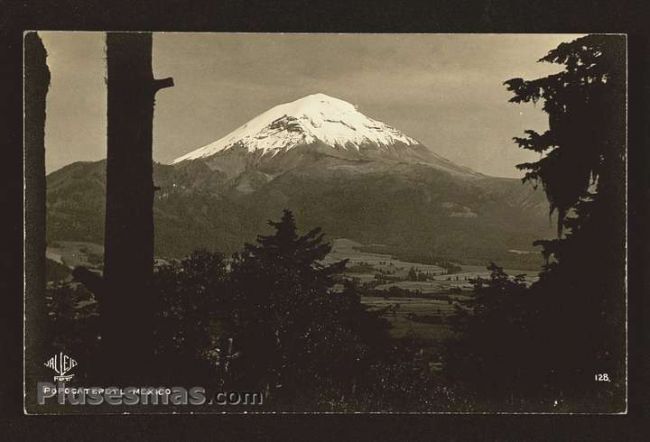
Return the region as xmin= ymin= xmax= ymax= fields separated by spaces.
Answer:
xmin=23 ymin=32 xmax=627 ymax=414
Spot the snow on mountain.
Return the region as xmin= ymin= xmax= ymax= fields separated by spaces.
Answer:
xmin=172 ymin=93 xmax=421 ymax=164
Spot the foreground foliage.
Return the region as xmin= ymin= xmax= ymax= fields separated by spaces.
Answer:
xmin=48 ymin=210 xmax=455 ymax=410
xmin=443 ymin=35 xmax=626 ymax=412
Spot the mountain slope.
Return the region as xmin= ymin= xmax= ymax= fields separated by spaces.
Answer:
xmin=47 ymin=159 xmax=552 ymax=269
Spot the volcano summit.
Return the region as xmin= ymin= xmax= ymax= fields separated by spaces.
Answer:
xmin=173 ymin=93 xmax=420 ymax=159
xmin=171 ymin=93 xmax=480 ymax=179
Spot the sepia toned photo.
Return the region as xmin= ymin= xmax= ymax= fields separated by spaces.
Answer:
xmin=23 ymin=32 xmax=627 ymax=414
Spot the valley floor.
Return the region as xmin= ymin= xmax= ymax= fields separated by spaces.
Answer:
xmin=46 ymin=237 xmax=541 ymax=358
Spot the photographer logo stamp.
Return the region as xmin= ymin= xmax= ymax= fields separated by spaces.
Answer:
xmin=44 ymin=352 xmax=77 ymax=382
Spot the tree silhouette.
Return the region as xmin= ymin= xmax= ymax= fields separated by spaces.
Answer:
xmin=506 ymin=35 xmax=626 ymax=406
xmin=24 ymin=32 xmax=50 ymax=406
xmin=227 ymin=210 xmax=389 ymax=406
xmin=504 ymin=34 xmax=625 ymax=236
xmin=444 ymin=263 xmax=533 ymax=407
xmin=99 ymin=33 xmax=173 ymax=382
xmin=444 ymin=35 xmax=626 ymax=411
xmin=152 ymin=250 xmax=228 ymax=386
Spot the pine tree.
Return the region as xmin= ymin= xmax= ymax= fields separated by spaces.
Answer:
xmin=444 ymin=35 xmax=626 ymax=411
xmin=506 ymin=35 xmax=625 ymax=409
xmin=227 ymin=210 xmax=388 ymax=405
xmin=504 ymin=35 xmax=625 ymax=237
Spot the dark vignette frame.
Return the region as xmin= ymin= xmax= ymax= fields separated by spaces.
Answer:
xmin=2 ymin=0 xmax=648 ymax=439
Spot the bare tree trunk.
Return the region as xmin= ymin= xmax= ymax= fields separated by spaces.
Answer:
xmin=103 ymin=32 xmax=172 ymax=382
xmin=24 ymin=31 xmax=50 ymax=400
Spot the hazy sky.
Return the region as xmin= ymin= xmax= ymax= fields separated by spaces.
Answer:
xmin=40 ymin=32 xmax=581 ymax=177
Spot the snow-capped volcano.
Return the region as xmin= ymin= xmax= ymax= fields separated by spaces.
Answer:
xmin=173 ymin=93 xmax=421 ymax=163
xmin=47 ymin=93 xmax=551 ymax=264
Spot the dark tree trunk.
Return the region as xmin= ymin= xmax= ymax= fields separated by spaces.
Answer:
xmin=103 ymin=32 xmax=172 ymax=382
xmin=24 ymin=32 xmax=50 ymax=398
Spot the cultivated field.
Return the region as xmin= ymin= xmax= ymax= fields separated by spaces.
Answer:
xmin=326 ymin=238 xmax=541 ymax=348
xmin=325 ymin=238 xmax=538 ymax=293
